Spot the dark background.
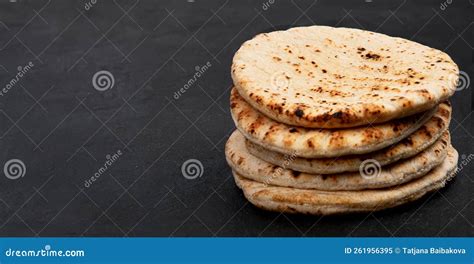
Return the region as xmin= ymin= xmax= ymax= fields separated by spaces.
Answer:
xmin=0 ymin=0 xmax=472 ymax=237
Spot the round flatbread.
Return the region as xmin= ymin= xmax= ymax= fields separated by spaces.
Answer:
xmin=246 ymin=102 xmax=451 ymax=174
xmin=232 ymin=25 xmax=458 ymax=128
xmin=231 ymin=88 xmax=437 ymax=158
xmin=226 ymin=130 xmax=450 ymax=190
xmin=233 ymin=146 xmax=458 ymax=215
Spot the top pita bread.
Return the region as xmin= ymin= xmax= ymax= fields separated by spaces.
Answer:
xmin=232 ymin=25 xmax=458 ymax=128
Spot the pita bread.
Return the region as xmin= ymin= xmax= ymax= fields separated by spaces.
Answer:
xmin=233 ymin=146 xmax=458 ymax=215
xmin=232 ymin=25 xmax=458 ymax=128
xmin=246 ymin=102 xmax=451 ymax=174
xmin=231 ymin=88 xmax=437 ymax=158
xmin=226 ymin=130 xmax=450 ymax=190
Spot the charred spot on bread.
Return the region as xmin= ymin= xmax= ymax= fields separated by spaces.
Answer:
xmin=295 ymin=108 xmax=305 ymax=118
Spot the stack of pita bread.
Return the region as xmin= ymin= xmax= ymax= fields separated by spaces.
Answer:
xmin=225 ymin=26 xmax=460 ymax=215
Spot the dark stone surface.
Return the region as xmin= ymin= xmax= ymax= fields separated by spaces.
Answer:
xmin=0 ymin=0 xmax=472 ymax=237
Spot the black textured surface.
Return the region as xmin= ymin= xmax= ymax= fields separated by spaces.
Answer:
xmin=0 ymin=0 xmax=472 ymax=237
